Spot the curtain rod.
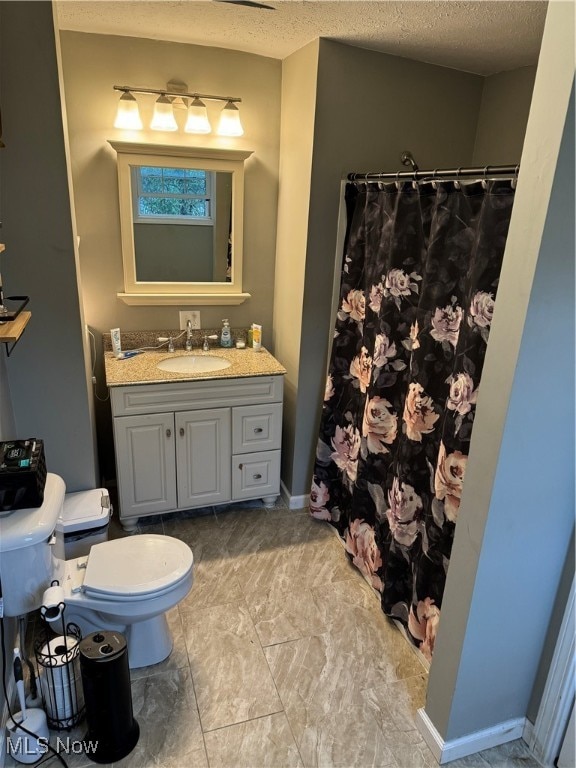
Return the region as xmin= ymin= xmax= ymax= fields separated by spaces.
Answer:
xmin=348 ymin=163 xmax=519 ymax=183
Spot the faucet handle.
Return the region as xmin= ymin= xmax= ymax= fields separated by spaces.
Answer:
xmin=157 ymin=335 xmax=175 ymax=353
xmin=202 ymin=334 xmax=218 ymax=351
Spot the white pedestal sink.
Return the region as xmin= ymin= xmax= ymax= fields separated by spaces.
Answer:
xmin=157 ymin=356 xmax=232 ymax=374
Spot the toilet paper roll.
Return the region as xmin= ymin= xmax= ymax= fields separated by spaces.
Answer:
xmin=39 ymin=634 xmax=79 ymax=667
xmin=40 ymin=666 xmax=84 ymax=721
xmin=38 ymin=636 xmax=84 ymax=722
xmin=40 ymin=585 xmax=66 ymax=623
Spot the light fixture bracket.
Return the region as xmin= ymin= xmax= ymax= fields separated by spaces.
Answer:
xmin=113 ymin=85 xmax=241 ymax=105
xmin=166 ymin=80 xmax=189 ymax=110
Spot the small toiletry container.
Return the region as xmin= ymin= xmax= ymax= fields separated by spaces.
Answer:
xmin=220 ymin=319 xmax=233 ymax=348
xmin=252 ymin=323 xmax=262 ymax=352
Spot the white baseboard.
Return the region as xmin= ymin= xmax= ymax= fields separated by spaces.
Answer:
xmin=280 ymin=481 xmax=310 ymax=510
xmin=416 ymin=708 xmax=527 ymax=764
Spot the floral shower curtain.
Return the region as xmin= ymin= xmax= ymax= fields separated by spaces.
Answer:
xmin=310 ymin=179 xmax=515 ymax=660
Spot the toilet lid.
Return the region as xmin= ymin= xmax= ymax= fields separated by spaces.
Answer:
xmin=83 ymin=534 xmax=193 ymax=598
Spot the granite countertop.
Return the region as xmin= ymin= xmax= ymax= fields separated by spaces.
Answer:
xmin=104 ymin=346 xmax=286 ymax=387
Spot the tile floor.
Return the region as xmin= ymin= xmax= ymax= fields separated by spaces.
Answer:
xmin=8 ymin=500 xmax=542 ymax=768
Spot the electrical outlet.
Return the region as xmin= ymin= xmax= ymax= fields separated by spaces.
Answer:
xmin=179 ymin=310 xmax=201 ymax=330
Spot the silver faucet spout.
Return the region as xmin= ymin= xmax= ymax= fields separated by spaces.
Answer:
xmin=185 ymin=319 xmax=193 ymax=351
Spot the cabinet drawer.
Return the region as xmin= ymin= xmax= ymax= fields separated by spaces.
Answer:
xmin=232 ymin=403 xmax=282 ymax=455
xmin=111 ymin=376 xmax=283 ymax=416
xmin=232 ymin=450 xmax=280 ymax=500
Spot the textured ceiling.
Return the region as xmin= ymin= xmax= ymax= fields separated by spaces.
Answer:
xmin=55 ymin=0 xmax=547 ymax=76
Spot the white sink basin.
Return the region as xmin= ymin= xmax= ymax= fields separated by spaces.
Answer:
xmin=157 ymin=355 xmax=232 ymax=374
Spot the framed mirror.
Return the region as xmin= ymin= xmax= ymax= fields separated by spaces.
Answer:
xmin=109 ymin=141 xmax=253 ymax=305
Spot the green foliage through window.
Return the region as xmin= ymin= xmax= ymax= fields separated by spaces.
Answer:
xmin=133 ymin=167 xmax=213 ymax=222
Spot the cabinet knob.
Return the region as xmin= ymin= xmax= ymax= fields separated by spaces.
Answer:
xmin=166 ymin=428 xmax=171 ymax=438
xmin=254 ymin=427 xmax=263 ymax=434
xmin=253 ymin=473 xmax=262 ymax=480
xmin=180 ymin=427 xmax=185 ymax=437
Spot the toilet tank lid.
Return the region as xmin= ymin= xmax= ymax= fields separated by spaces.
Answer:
xmin=0 ymin=473 xmax=65 ymax=552
xmin=56 ymin=489 xmax=111 ymax=534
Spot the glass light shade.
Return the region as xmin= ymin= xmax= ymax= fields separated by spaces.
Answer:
xmin=114 ymin=92 xmax=143 ymax=130
xmin=150 ymin=95 xmax=178 ymax=131
xmin=217 ymin=101 xmax=244 ymax=137
xmin=184 ymin=98 xmax=211 ymax=134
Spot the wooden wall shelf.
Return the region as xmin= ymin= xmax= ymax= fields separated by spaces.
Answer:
xmin=0 ymin=310 xmax=31 ymax=355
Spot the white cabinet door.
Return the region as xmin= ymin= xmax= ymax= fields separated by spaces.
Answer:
xmin=114 ymin=413 xmax=177 ymax=519
xmin=176 ymin=409 xmax=231 ymax=508
xmin=232 ymin=450 xmax=281 ymax=500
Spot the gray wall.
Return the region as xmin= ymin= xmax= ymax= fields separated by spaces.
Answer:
xmin=272 ymin=40 xmax=319 ymax=496
xmin=58 ymin=32 xmax=281 ymax=343
xmin=473 ymin=66 xmax=537 ymax=166
xmin=0 ymin=356 xmax=15 ymax=440
xmin=284 ymin=39 xmax=484 ymax=497
xmin=134 ymin=224 xmax=215 ymax=282
xmin=0 ymin=2 xmax=98 ymax=491
xmin=59 ymin=30 xmax=281 ymax=483
xmin=425 ymin=0 xmax=574 ymax=741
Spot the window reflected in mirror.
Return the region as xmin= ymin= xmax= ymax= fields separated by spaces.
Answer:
xmin=131 ymin=166 xmax=232 ymax=283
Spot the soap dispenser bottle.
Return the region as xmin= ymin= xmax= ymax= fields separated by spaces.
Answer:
xmin=220 ymin=319 xmax=233 ymax=348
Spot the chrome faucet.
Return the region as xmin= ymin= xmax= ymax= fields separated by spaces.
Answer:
xmin=185 ymin=319 xmax=193 ymax=352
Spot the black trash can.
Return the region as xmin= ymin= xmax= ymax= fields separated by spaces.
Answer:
xmin=79 ymin=631 xmax=139 ymax=763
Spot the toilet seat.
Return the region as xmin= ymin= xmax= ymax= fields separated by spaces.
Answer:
xmin=82 ymin=534 xmax=193 ymax=601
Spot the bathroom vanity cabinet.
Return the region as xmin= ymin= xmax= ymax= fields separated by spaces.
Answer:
xmin=110 ymin=375 xmax=283 ymax=530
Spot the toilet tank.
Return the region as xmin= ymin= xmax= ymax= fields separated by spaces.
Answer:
xmin=0 ymin=473 xmax=66 ymax=617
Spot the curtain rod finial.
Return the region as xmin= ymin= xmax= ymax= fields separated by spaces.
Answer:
xmin=400 ymin=150 xmax=419 ymax=172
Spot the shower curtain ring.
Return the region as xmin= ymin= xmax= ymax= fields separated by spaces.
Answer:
xmin=454 ymin=167 xmax=462 ymax=189
xmin=482 ymin=166 xmax=489 ymax=190
xmin=395 ymin=170 xmax=401 ymax=190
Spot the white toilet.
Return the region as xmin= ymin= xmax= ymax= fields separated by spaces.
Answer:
xmin=0 ymin=473 xmax=193 ymax=668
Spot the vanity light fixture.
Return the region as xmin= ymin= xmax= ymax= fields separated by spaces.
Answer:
xmin=113 ymin=85 xmax=243 ymax=136
xmin=114 ymin=90 xmax=143 ymax=130
xmin=150 ymin=94 xmax=178 ymax=131
xmin=217 ymin=100 xmax=244 ymax=137
xmin=184 ymin=98 xmax=211 ymax=134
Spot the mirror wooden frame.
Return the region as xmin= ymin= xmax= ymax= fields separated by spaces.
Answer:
xmin=109 ymin=141 xmax=253 ymax=305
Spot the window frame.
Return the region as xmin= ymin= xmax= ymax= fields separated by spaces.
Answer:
xmin=131 ymin=166 xmax=216 ymax=226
